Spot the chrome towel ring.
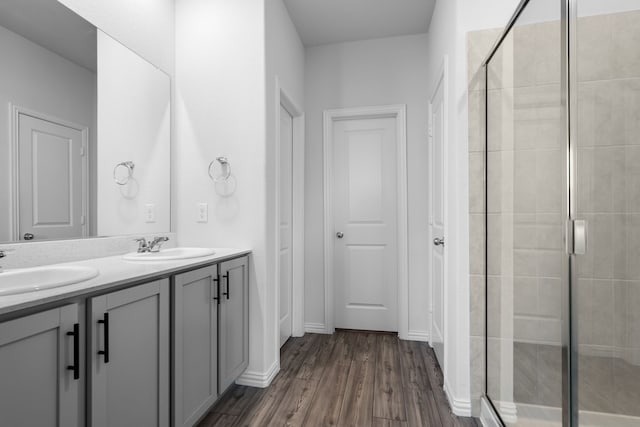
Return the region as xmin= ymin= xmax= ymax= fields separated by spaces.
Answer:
xmin=113 ymin=161 xmax=135 ymax=185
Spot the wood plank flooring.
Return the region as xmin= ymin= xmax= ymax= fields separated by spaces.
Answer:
xmin=198 ymin=331 xmax=480 ymax=427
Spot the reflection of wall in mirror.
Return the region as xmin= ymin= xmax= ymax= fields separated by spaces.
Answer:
xmin=0 ymin=24 xmax=97 ymax=243
xmin=97 ymin=31 xmax=171 ymax=236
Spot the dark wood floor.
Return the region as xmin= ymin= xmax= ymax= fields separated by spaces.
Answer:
xmin=198 ymin=331 xmax=480 ymax=427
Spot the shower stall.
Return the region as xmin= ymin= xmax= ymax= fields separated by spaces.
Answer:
xmin=480 ymin=0 xmax=640 ymax=425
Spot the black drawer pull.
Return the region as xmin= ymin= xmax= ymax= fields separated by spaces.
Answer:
xmin=97 ymin=313 xmax=109 ymax=363
xmin=66 ymin=323 xmax=80 ymax=380
xmin=223 ymin=272 xmax=230 ymax=300
xmin=213 ymin=275 xmax=221 ymax=305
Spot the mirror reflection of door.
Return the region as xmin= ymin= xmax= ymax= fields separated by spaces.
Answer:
xmin=16 ymin=111 xmax=88 ymax=241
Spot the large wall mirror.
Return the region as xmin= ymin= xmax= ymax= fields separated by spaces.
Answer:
xmin=0 ymin=0 xmax=171 ymax=244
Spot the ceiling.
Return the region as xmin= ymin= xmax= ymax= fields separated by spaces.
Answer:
xmin=282 ymin=0 xmax=436 ymax=47
xmin=0 ymin=0 xmax=97 ymax=72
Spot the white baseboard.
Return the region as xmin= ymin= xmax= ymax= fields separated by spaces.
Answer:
xmin=235 ymin=360 xmax=279 ymax=388
xmin=443 ymin=377 xmax=472 ymax=417
xmin=406 ymin=330 xmax=430 ymax=342
xmin=304 ymin=322 xmax=329 ymax=334
xmin=480 ymin=397 xmax=502 ymax=427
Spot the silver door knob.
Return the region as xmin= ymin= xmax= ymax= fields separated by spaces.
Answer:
xmin=336 ymin=232 xmax=344 ymax=239
xmin=24 ymin=233 xmax=34 ymax=240
xmin=433 ymin=237 xmax=444 ymax=246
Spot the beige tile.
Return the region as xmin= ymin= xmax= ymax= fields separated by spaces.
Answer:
xmin=613 ymin=280 xmax=628 ymax=348
xmin=576 ymin=14 xmax=613 ymax=82
xmin=514 ymin=149 xmax=536 ymax=214
xmin=487 ymin=275 xmax=502 ymax=338
xmin=514 ymin=249 xmax=537 ymax=277
xmin=590 ymin=214 xmax=615 ymax=279
xmin=513 ymin=23 xmax=537 ymax=88
xmin=626 ymin=146 xmax=640 ymax=213
xmin=577 ymin=278 xmax=594 ymax=345
xmin=536 ymin=149 xmax=563 ymax=214
xmin=469 ymin=214 xmax=485 ymax=275
xmin=591 ymin=279 xmax=614 ymax=346
xmin=611 ymin=10 xmax=640 ymax=79
xmin=470 ymin=275 xmax=485 ymax=337
xmin=487 ymin=214 xmax=503 ymax=275
xmin=467 ymin=28 xmax=502 ymax=84
xmin=538 ymin=277 xmax=562 ymax=319
xmin=534 ymin=21 xmax=561 ymax=85
xmin=470 ymin=336 xmax=485 ymax=416
xmin=468 ymin=89 xmax=486 ymax=153
xmin=537 ymin=250 xmax=563 ymax=278
xmin=514 ymin=277 xmax=538 ymax=316
xmin=469 ymin=152 xmax=485 ymax=214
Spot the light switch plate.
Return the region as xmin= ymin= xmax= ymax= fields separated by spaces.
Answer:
xmin=197 ymin=203 xmax=208 ymax=223
xmin=144 ymin=204 xmax=156 ymax=223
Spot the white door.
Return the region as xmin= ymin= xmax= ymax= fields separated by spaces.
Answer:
xmin=333 ymin=116 xmax=398 ymax=332
xmin=18 ymin=113 xmax=86 ymax=241
xmin=430 ymin=77 xmax=446 ymax=367
xmin=279 ymin=105 xmax=293 ymax=347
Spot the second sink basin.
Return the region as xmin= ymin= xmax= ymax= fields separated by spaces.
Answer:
xmin=0 ymin=265 xmax=100 ymax=296
xmin=122 ymin=247 xmax=216 ymax=261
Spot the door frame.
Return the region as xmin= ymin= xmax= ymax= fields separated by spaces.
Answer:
xmin=274 ymin=77 xmax=305 ymax=339
xmin=323 ymin=104 xmax=408 ymax=338
xmin=428 ymin=57 xmax=449 ymax=373
xmin=10 ymin=104 xmax=90 ymax=241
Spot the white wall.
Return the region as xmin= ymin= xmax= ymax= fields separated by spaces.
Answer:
xmin=265 ymin=0 xmax=305 ymax=338
xmin=174 ymin=0 xmax=278 ymax=385
xmin=97 ymin=31 xmax=171 ymax=236
xmin=0 ymin=24 xmax=96 ymax=242
xmin=57 ymin=0 xmax=174 ymax=73
xmin=304 ymin=34 xmax=431 ymax=339
xmin=424 ymin=0 xmax=520 ymax=415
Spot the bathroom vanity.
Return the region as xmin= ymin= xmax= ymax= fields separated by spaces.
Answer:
xmin=0 ymin=249 xmax=250 ymax=427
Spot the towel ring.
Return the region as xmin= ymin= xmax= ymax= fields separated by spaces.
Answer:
xmin=208 ymin=157 xmax=231 ymax=183
xmin=113 ymin=161 xmax=135 ymax=185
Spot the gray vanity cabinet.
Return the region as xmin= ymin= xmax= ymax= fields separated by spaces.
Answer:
xmin=172 ymin=265 xmax=219 ymax=427
xmin=0 ymin=304 xmax=81 ymax=427
xmin=218 ymin=256 xmax=249 ymax=394
xmin=89 ymin=279 xmax=169 ymax=427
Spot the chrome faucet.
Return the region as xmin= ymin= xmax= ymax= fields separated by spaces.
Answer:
xmin=134 ymin=236 xmax=169 ymax=253
xmin=148 ymin=236 xmax=169 ymax=253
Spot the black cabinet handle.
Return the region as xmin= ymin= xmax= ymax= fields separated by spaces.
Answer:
xmin=66 ymin=323 xmax=80 ymax=380
xmin=213 ymin=275 xmax=220 ymax=305
xmin=223 ymin=272 xmax=230 ymax=300
xmin=97 ymin=313 xmax=109 ymax=363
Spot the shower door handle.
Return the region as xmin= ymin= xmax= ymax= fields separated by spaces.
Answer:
xmin=572 ymin=220 xmax=587 ymax=255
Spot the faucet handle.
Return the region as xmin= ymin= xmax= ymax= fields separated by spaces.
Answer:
xmin=134 ymin=238 xmax=149 ymax=253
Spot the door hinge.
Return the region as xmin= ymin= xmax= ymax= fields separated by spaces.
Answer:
xmin=80 ymin=215 xmax=86 ymax=225
xmin=80 ymin=146 xmax=86 ymax=156
xmin=428 ymin=127 xmax=433 ymax=138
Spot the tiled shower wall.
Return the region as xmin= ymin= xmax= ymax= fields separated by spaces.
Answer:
xmin=468 ymin=9 xmax=640 ymax=415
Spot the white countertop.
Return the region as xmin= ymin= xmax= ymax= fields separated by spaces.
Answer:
xmin=0 ymin=248 xmax=251 ymax=317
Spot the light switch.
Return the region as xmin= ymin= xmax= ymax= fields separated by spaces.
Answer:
xmin=144 ymin=204 xmax=156 ymax=223
xmin=197 ymin=203 xmax=208 ymax=223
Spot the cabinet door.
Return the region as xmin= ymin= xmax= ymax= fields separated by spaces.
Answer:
xmin=90 ymin=280 xmax=169 ymax=427
xmin=219 ymin=256 xmax=249 ymax=393
xmin=0 ymin=304 xmax=80 ymax=427
xmin=173 ymin=265 xmax=218 ymax=427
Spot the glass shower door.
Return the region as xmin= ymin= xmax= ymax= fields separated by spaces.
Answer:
xmin=485 ymin=0 xmax=567 ymax=425
xmin=573 ymin=1 xmax=640 ymax=425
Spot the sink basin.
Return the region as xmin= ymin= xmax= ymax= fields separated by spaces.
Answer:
xmin=122 ymin=247 xmax=216 ymax=261
xmin=0 ymin=265 xmax=100 ymax=296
